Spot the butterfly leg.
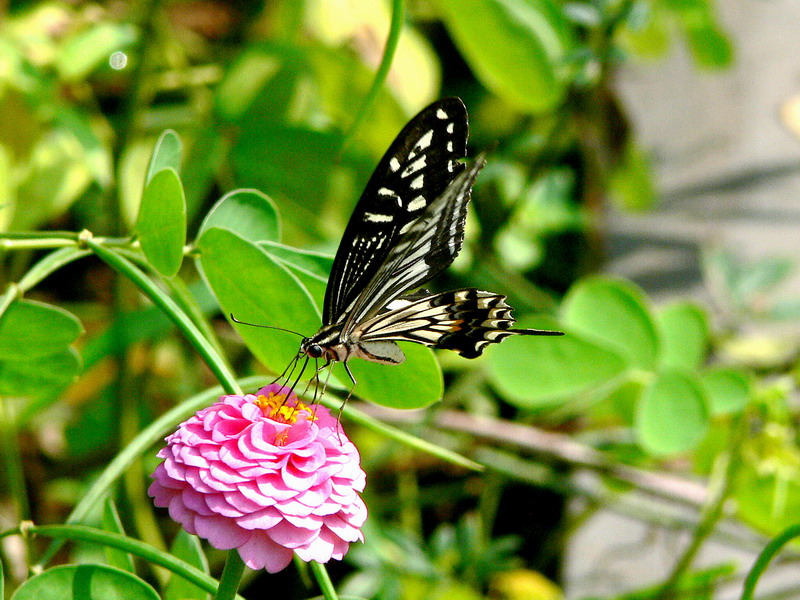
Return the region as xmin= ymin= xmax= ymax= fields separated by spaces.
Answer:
xmin=332 ymin=361 xmax=359 ymax=442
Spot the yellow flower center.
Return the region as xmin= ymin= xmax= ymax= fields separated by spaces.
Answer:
xmin=255 ymin=391 xmax=317 ymax=425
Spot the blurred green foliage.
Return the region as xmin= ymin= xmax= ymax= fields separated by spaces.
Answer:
xmin=2 ymin=1 xmax=798 ymax=600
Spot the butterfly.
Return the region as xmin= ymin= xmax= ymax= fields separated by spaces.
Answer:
xmin=297 ymin=98 xmax=562 ymax=386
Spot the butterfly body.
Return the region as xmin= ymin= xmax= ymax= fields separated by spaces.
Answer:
xmin=301 ymin=98 xmax=561 ymax=379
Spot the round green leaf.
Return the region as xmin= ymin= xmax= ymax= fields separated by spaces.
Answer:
xmin=199 ymin=189 xmax=281 ymax=244
xmin=436 ymin=0 xmax=570 ymax=113
xmin=702 ymin=368 xmax=751 ymax=415
xmin=656 ymin=301 xmax=709 ymax=370
xmin=146 ymin=130 xmax=182 ymax=184
xmin=136 ymin=167 xmax=187 ymax=277
xmin=592 ymin=377 xmax=645 ymax=426
xmin=197 ymin=227 xmax=320 ymax=372
xmin=0 ymin=300 xmax=82 ymax=360
xmin=636 ymin=370 xmax=709 ymax=455
xmin=12 ymin=564 xmax=159 ymax=600
xmin=0 ymin=347 xmax=81 ymax=395
xmin=487 ymin=317 xmax=627 ymax=408
xmin=561 ymin=276 xmax=660 ymax=371
xmin=334 ymin=343 xmax=443 ymax=409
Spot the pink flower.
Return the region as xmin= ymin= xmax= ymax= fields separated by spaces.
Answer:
xmin=148 ymin=384 xmax=367 ymax=573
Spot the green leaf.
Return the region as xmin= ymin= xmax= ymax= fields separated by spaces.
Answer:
xmin=165 ymin=531 xmax=210 ymax=600
xmin=436 ymin=0 xmax=571 ymax=113
xmin=136 ymin=167 xmax=187 ymax=277
xmin=101 ymin=499 xmax=135 ymax=574
xmin=593 ymin=377 xmax=645 ymax=425
xmin=197 ymin=227 xmax=320 ymax=372
xmin=561 ymin=276 xmax=660 ymax=371
xmin=146 ymin=130 xmax=182 ymax=184
xmin=702 ymin=368 xmax=751 ymax=415
xmin=333 ymin=344 xmax=443 ymax=409
xmin=11 ymin=564 xmax=159 ymax=600
xmin=685 ymin=25 xmax=733 ymax=68
xmin=0 ymin=300 xmax=82 ymax=360
xmin=56 ymin=22 xmax=137 ymax=80
xmin=656 ymin=301 xmax=708 ymax=370
xmin=0 ymin=348 xmax=81 ymax=395
xmin=734 ymin=464 xmax=800 ymax=536
xmin=260 ymin=242 xmax=332 ymax=309
xmin=636 ymin=370 xmax=709 ymax=455
xmin=198 ymin=189 xmax=281 ymax=244
xmin=259 ymin=242 xmax=333 ymax=280
xmin=488 ymin=317 xmax=627 ymax=408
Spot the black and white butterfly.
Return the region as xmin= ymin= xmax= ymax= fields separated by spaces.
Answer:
xmin=296 ymin=97 xmax=561 ymax=386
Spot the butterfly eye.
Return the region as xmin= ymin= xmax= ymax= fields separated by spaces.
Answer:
xmin=306 ymin=344 xmax=324 ymax=359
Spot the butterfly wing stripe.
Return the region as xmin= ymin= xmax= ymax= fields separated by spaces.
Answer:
xmin=323 ymin=98 xmax=468 ymax=325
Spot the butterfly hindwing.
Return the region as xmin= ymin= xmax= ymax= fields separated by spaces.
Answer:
xmin=356 ymin=288 xmax=548 ymax=359
xmin=323 ymin=98 xmax=468 ymax=326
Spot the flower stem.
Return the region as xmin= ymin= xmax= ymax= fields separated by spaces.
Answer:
xmin=309 ymin=561 xmax=339 ymax=600
xmin=214 ymin=550 xmax=245 ymax=600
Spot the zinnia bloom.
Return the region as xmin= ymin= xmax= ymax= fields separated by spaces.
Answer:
xmin=148 ymin=384 xmax=367 ymax=573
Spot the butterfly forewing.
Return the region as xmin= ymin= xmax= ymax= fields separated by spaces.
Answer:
xmin=343 ymin=155 xmax=486 ymax=330
xmin=323 ymin=98 xmax=468 ymax=326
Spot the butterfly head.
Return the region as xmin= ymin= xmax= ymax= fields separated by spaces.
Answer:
xmin=299 ymin=324 xmax=351 ymax=363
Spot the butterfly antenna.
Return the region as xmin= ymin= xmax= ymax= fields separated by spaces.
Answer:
xmin=230 ymin=314 xmax=305 ymax=337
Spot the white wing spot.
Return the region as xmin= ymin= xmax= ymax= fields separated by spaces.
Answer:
xmin=389 ymin=157 xmax=401 ymax=172
xmin=410 ymin=174 xmax=424 ymax=190
xmin=436 ymin=109 xmax=448 ymax=119
xmin=416 ymin=129 xmax=433 ymax=150
xmin=378 ymin=187 xmax=396 ymax=196
xmin=408 ymin=196 xmax=427 ymax=211
xmin=364 ymin=212 xmax=394 ymax=223
xmin=447 ymin=161 xmax=455 ymax=172
xmin=401 ymin=156 xmax=426 ymax=178
xmin=447 ymin=141 xmax=453 ymax=152
xmin=447 ymin=122 xmax=454 ymax=134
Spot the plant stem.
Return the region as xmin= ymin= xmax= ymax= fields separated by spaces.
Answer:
xmin=0 ymin=400 xmax=29 ymax=521
xmin=740 ymin=523 xmax=800 ymax=600
xmin=338 ymin=0 xmax=405 ymax=157
xmin=86 ymin=238 xmax=240 ymax=394
xmin=29 ymin=524 xmax=244 ymax=599
xmin=214 ymin=550 xmax=245 ymax=600
xmin=655 ymin=419 xmax=744 ymax=600
xmin=309 ymin=561 xmax=339 ymax=600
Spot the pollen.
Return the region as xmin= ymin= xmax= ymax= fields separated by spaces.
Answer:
xmin=255 ymin=392 xmax=317 ymax=424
